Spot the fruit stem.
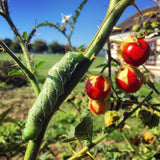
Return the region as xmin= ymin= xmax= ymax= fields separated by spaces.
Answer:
xmin=121 ymin=131 xmax=137 ymax=152
xmin=68 ymin=91 xmax=153 ymax=160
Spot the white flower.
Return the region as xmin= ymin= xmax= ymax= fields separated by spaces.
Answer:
xmin=61 ymin=13 xmax=72 ymax=25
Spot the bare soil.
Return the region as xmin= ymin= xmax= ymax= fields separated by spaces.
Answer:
xmin=0 ymin=87 xmax=35 ymax=121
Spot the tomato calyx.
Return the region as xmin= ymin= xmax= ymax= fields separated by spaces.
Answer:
xmin=85 ymin=74 xmax=111 ymax=100
xmin=89 ymin=98 xmax=110 ymax=115
xmin=123 ymin=38 xmax=150 ymax=67
xmin=115 ymin=65 xmax=144 ymax=93
xmin=117 ymin=34 xmax=150 ymax=67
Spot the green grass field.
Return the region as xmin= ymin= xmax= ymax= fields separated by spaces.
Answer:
xmin=0 ymin=53 xmax=160 ymax=159
xmin=0 ymin=53 xmax=106 ymax=77
xmin=1 ymin=52 xmax=160 ymax=95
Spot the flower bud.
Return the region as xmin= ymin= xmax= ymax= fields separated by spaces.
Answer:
xmin=104 ymin=111 xmax=121 ymax=126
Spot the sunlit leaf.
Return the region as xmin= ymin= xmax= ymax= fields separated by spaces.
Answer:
xmin=8 ymin=69 xmax=24 ymax=76
xmin=21 ymin=31 xmax=28 ymax=40
xmin=36 ymin=21 xmax=59 ymax=29
xmin=34 ymin=60 xmax=45 ymax=71
xmin=75 ymin=116 xmax=93 ymax=142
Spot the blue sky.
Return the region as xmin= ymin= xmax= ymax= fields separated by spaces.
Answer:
xmin=0 ymin=0 xmax=157 ymax=47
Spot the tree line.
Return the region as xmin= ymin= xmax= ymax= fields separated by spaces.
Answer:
xmin=1 ymin=38 xmax=72 ymax=54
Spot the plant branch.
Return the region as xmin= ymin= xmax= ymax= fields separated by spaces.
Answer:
xmin=0 ymin=0 xmax=40 ymax=96
xmin=24 ymin=0 xmax=136 ymax=159
xmin=0 ymin=40 xmax=40 ymax=96
xmin=84 ymin=0 xmax=135 ymax=59
xmin=68 ymin=91 xmax=153 ymax=160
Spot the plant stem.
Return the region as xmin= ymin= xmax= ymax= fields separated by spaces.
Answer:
xmin=121 ymin=132 xmax=137 ymax=152
xmin=24 ymin=0 xmax=136 ymax=159
xmin=106 ymin=39 xmax=112 ymax=79
xmin=24 ymin=118 xmax=50 ymax=160
xmin=68 ymin=91 xmax=153 ymax=160
xmin=0 ymin=40 xmax=40 ymax=96
xmin=0 ymin=2 xmax=40 ymax=96
xmin=84 ymin=0 xmax=135 ymax=59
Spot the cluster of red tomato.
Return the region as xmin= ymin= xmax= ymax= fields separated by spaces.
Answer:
xmin=85 ymin=35 xmax=151 ymax=115
xmin=115 ymin=34 xmax=150 ymax=93
xmin=85 ymin=75 xmax=112 ymax=114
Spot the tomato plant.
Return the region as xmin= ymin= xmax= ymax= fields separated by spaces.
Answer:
xmin=115 ymin=65 xmax=144 ymax=93
xmin=122 ymin=38 xmax=150 ymax=67
xmin=89 ymin=99 xmax=107 ymax=114
xmin=85 ymin=75 xmax=111 ymax=100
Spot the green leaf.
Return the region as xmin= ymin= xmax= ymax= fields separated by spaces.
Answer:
xmin=77 ymin=44 xmax=86 ymax=50
xmin=36 ymin=21 xmax=59 ymax=29
xmin=75 ymin=116 xmax=93 ymax=142
xmin=21 ymin=31 xmax=28 ymax=40
xmin=0 ymin=107 xmax=12 ymax=125
xmin=96 ymin=63 xmax=107 ymax=68
xmin=39 ymin=151 xmax=51 ymax=160
xmin=34 ymin=60 xmax=45 ymax=71
xmin=8 ymin=69 xmax=24 ymax=76
xmin=71 ymin=0 xmax=88 ymax=27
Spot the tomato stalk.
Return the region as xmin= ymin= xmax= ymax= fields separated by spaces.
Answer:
xmin=68 ymin=91 xmax=153 ymax=160
xmin=24 ymin=0 xmax=136 ymax=159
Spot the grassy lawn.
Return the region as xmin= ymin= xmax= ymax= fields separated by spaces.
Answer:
xmin=0 ymin=53 xmax=159 ymax=159
xmin=1 ymin=52 xmax=159 ymax=95
xmin=0 ymin=53 xmax=106 ymax=77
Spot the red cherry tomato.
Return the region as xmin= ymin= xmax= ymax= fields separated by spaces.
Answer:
xmin=115 ymin=66 xmax=144 ymax=93
xmin=85 ymin=75 xmax=111 ymax=100
xmin=123 ymin=39 xmax=150 ymax=67
xmin=89 ymin=99 xmax=106 ymax=114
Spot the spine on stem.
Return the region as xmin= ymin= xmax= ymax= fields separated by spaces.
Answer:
xmin=23 ymin=52 xmax=86 ymax=140
xmin=24 ymin=0 xmax=136 ymax=159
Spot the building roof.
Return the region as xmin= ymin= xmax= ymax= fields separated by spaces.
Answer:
xmin=116 ymin=5 xmax=159 ymax=32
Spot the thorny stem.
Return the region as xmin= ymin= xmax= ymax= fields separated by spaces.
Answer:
xmin=121 ymin=131 xmax=137 ymax=152
xmin=0 ymin=41 xmax=40 ymax=96
xmin=25 ymin=0 xmax=136 ymax=159
xmin=68 ymin=91 xmax=153 ymax=160
xmin=84 ymin=0 xmax=135 ymax=59
xmin=106 ymin=39 xmax=112 ymax=79
xmin=25 ymin=0 xmax=135 ymax=160
xmin=142 ymin=65 xmax=160 ymax=95
xmin=0 ymin=0 xmax=40 ymax=96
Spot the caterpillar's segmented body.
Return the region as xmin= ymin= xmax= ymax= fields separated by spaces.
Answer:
xmin=23 ymin=52 xmax=85 ymax=140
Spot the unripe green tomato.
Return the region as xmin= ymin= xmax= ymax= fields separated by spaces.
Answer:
xmin=146 ymin=29 xmax=154 ymax=35
xmin=104 ymin=111 xmax=121 ymax=126
xmin=143 ymin=21 xmax=151 ymax=29
xmin=132 ymin=24 xmax=141 ymax=32
xmin=151 ymin=22 xmax=159 ymax=28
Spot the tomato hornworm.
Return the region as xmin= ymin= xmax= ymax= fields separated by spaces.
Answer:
xmin=22 ymin=51 xmax=87 ymax=140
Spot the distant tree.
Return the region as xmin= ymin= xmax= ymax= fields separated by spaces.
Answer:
xmin=3 ymin=38 xmax=12 ymax=47
xmin=10 ymin=41 xmax=22 ymax=53
xmin=32 ymin=40 xmax=48 ymax=53
xmin=48 ymin=41 xmax=65 ymax=53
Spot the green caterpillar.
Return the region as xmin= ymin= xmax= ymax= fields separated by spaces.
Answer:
xmin=22 ymin=52 xmax=86 ymax=141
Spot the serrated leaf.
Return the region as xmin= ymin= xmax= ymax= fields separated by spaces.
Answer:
xmin=72 ymin=0 xmax=88 ymax=25
xmin=8 ymin=69 xmax=24 ymax=76
xmin=75 ymin=116 xmax=93 ymax=142
xmin=22 ymin=31 xmax=28 ymax=40
xmin=34 ymin=60 xmax=45 ymax=71
xmin=36 ymin=21 xmax=59 ymax=29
